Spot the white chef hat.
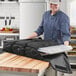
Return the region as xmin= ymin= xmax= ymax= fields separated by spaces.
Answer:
xmin=49 ymin=0 xmax=60 ymax=4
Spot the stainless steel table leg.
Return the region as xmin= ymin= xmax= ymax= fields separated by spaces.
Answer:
xmin=44 ymin=67 xmax=56 ymax=76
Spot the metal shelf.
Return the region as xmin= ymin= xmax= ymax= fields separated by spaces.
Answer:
xmin=68 ymin=51 xmax=76 ymax=53
xmin=71 ymin=34 xmax=76 ymax=37
xmin=0 ymin=1 xmax=18 ymax=4
xmin=0 ymin=33 xmax=19 ymax=36
xmin=68 ymin=55 xmax=76 ymax=57
xmin=72 ymin=46 xmax=76 ymax=48
xmin=67 ymin=34 xmax=76 ymax=63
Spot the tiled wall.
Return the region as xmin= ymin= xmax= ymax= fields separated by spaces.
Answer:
xmin=0 ymin=3 xmax=19 ymax=29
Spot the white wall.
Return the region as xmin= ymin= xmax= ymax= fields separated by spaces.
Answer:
xmin=60 ymin=0 xmax=70 ymax=16
xmin=0 ymin=3 xmax=19 ymax=29
xmin=20 ymin=2 xmax=46 ymax=39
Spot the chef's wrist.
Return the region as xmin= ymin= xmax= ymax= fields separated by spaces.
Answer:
xmin=26 ymin=32 xmax=38 ymax=39
xmin=64 ymin=41 xmax=69 ymax=46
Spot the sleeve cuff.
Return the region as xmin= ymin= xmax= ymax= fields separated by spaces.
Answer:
xmin=34 ymin=31 xmax=40 ymax=36
xmin=63 ymin=36 xmax=71 ymax=42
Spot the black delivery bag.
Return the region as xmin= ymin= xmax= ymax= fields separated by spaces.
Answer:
xmin=3 ymin=38 xmax=72 ymax=73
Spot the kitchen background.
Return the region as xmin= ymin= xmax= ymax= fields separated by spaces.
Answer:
xmin=0 ymin=0 xmax=75 ymax=34
xmin=0 ymin=0 xmax=19 ymax=47
xmin=0 ymin=0 xmax=76 ymax=48
xmin=0 ymin=0 xmax=76 ymax=52
xmin=0 ymin=2 xmax=19 ymax=29
xmin=0 ymin=0 xmax=76 ymax=76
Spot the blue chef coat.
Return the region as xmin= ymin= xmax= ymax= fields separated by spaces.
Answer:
xmin=35 ymin=10 xmax=70 ymax=44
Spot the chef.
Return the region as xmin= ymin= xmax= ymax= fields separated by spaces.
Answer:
xmin=27 ymin=0 xmax=70 ymax=46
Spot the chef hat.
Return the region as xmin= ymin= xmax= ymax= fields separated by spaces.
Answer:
xmin=50 ymin=0 xmax=60 ymax=4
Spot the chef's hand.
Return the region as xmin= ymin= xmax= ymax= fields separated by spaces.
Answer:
xmin=64 ymin=41 xmax=69 ymax=46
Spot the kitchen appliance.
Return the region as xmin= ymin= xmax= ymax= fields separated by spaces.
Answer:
xmin=19 ymin=0 xmax=47 ymax=39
